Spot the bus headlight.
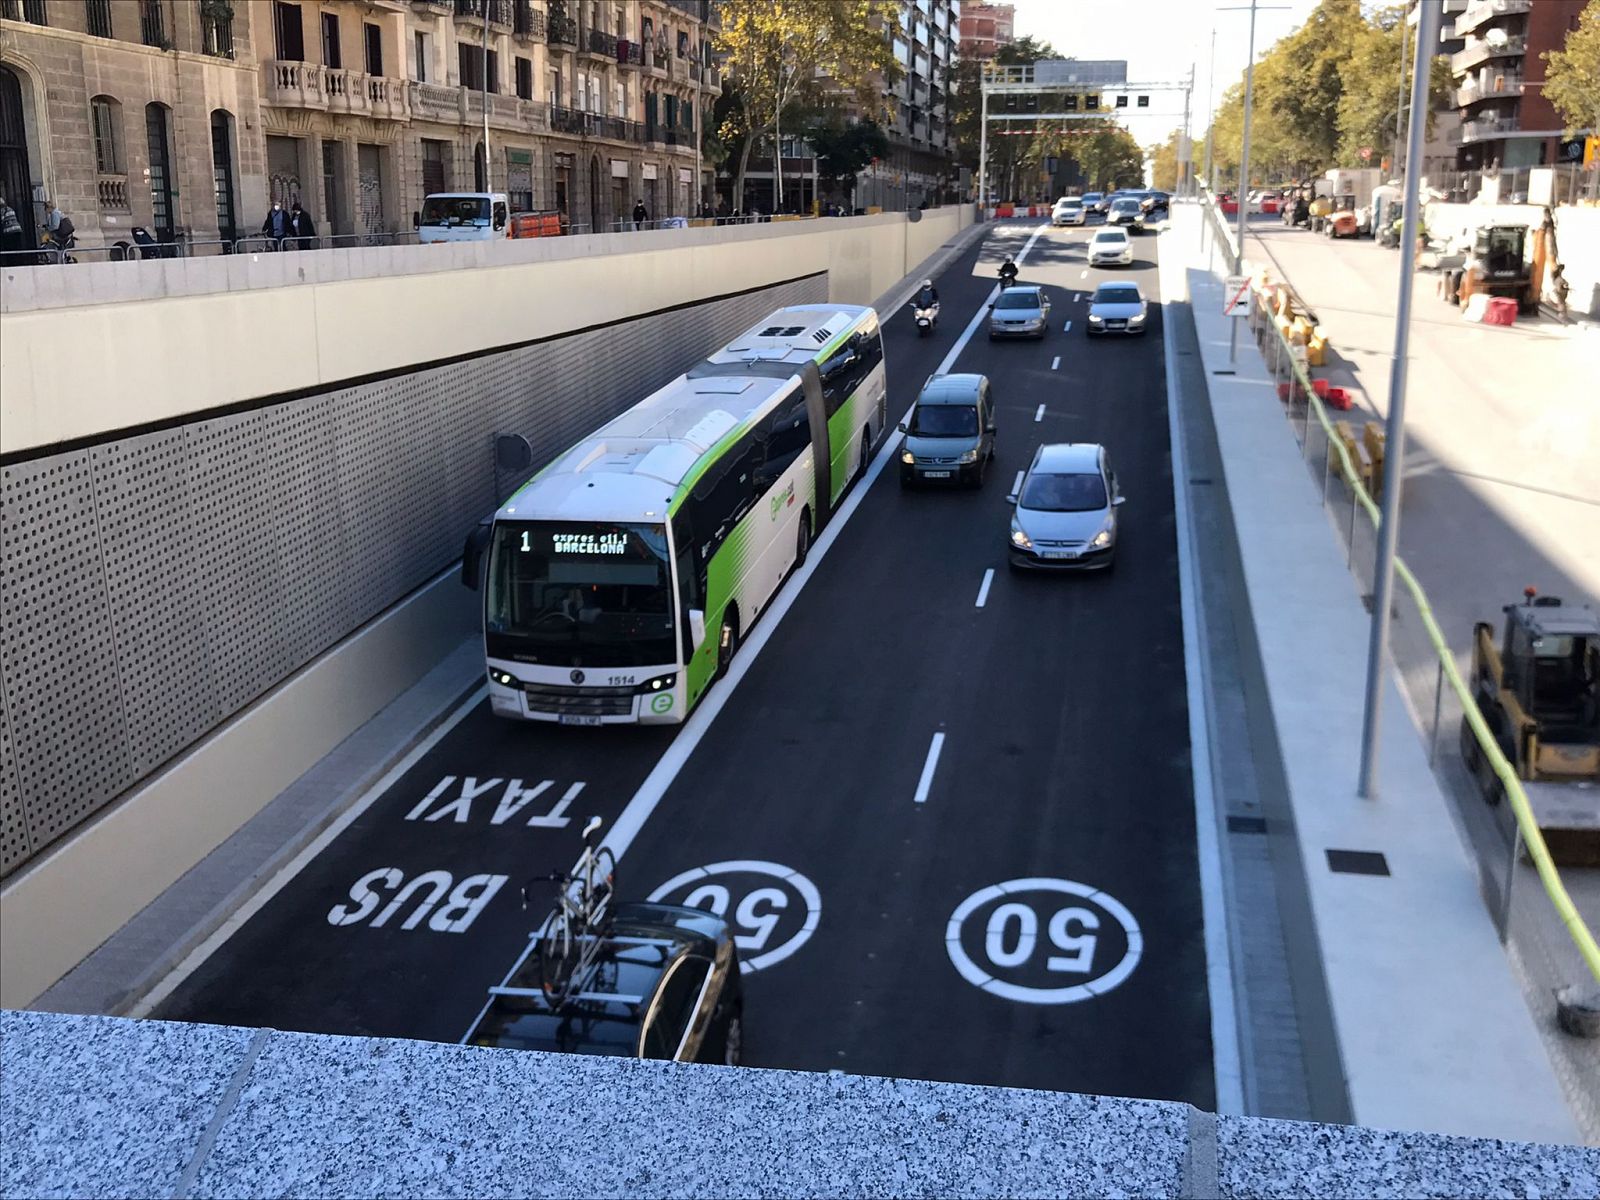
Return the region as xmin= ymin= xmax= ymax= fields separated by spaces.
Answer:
xmin=641 ymin=673 xmax=677 ymax=692
xmin=488 ymin=668 xmax=519 ymax=688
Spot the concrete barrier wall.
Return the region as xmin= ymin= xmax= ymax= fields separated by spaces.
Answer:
xmin=0 ymin=207 xmax=971 ymax=458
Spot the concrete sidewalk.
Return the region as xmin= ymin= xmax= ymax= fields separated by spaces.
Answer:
xmin=1161 ymin=204 xmax=1579 ymax=1145
xmin=1238 ymin=216 xmax=1600 ymax=1140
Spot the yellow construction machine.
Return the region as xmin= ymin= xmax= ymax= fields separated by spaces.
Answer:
xmin=1461 ymin=589 xmax=1600 ymax=866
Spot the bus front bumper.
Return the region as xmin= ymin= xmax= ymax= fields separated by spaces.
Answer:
xmin=486 ymin=669 xmax=685 ymax=725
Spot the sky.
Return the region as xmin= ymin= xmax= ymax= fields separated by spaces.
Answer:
xmin=1003 ymin=0 xmax=1323 ymax=149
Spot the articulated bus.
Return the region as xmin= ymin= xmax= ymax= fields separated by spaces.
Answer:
xmin=464 ymin=304 xmax=887 ymax=725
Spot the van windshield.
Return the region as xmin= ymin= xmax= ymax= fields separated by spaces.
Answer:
xmin=421 ymin=196 xmax=490 ymax=227
xmin=910 ymin=404 xmax=978 ymax=437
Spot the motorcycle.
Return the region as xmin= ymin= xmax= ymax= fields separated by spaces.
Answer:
xmin=912 ymin=300 xmax=940 ymax=336
xmin=998 ymin=266 xmax=1018 ymax=289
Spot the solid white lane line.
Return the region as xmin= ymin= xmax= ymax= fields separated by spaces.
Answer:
xmin=1051 ymin=355 xmax=1061 ymax=370
xmin=1011 ymin=469 xmax=1024 ymax=496
xmin=975 ymin=568 xmax=994 ymax=608
xmin=1159 ymin=220 xmax=1245 ymax=1116
xmin=1063 ymin=321 xmax=1072 ymax=333
xmin=600 ymin=221 xmax=1053 ymax=863
xmin=1034 ymin=403 xmax=1046 ymax=422
xmin=131 ymin=679 xmax=488 ymax=1019
xmin=913 ymin=732 xmax=946 ymax=805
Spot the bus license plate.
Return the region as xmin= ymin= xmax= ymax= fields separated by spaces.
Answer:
xmin=923 ymin=470 xmax=951 ymax=479
xmin=559 ymin=715 xmax=603 ymax=726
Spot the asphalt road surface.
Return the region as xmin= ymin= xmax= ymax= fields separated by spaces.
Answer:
xmin=157 ymin=219 xmax=1215 ymax=1108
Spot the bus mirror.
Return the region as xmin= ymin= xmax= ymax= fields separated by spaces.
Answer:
xmin=461 ymin=520 xmax=493 ymax=590
xmin=689 ymin=608 xmax=707 ymax=650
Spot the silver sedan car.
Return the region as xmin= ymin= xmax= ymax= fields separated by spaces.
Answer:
xmin=1086 ymin=281 xmax=1149 ymax=336
xmin=1007 ymin=442 xmax=1124 ymax=572
xmin=988 ymin=285 xmax=1051 ymax=340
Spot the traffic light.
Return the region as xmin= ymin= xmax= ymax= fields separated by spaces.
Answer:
xmin=1137 ymin=95 xmax=1149 ymax=108
xmin=1086 ymin=94 xmax=1099 ymax=110
xmin=1065 ymin=94 xmax=1078 ymax=111
xmin=1115 ymin=94 xmax=1128 ymax=108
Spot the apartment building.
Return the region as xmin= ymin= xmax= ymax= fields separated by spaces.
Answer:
xmin=0 ymin=0 xmax=264 ymax=253
xmin=257 ymin=0 xmax=719 ymax=238
xmin=859 ymin=0 xmax=959 ymax=211
xmin=1445 ymin=0 xmax=1589 ymax=171
xmin=956 ymin=1 xmax=1011 ymax=60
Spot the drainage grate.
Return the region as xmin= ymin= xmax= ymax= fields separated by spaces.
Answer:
xmin=1326 ymin=849 xmax=1390 ymax=876
xmin=1228 ymin=815 xmax=1267 ymax=834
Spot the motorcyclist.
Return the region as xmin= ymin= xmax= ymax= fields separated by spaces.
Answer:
xmin=998 ymin=256 xmax=1018 ymax=287
xmin=914 ymin=279 xmax=939 ymax=308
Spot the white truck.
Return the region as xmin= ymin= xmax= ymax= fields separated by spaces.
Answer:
xmin=414 ymin=192 xmax=511 ymax=243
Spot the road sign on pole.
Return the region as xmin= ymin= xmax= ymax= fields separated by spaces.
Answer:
xmin=1224 ymin=275 xmax=1251 ymax=317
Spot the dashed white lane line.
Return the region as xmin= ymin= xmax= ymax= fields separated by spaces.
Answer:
xmin=1073 ymin=292 xmax=1082 ymax=302
xmin=1079 ymin=269 xmax=1089 ymax=279
xmin=975 ymin=568 xmax=995 ymax=608
xmin=1051 ymin=355 xmax=1061 ymax=370
xmin=914 ymin=732 xmax=947 ymax=805
xmin=1063 ymin=321 xmax=1073 ymax=333
xmin=1034 ymin=403 xmax=1046 ymax=422
xmin=1011 ymin=469 xmax=1024 ymax=496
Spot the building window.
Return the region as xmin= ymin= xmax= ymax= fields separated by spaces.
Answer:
xmin=201 ymin=1 xmax=235 ymax=59
xmin=413 ymin=31 xmax=427 ymax=81
xmin=487 ymin=48 xmax=499 ymax=93
xmin=548 ymin=66 xmax=562 ymax=107
xmin=515 ymin=57 xmax=533 ymax=100
xmin=91 ymin=95 xmax=123 ymax=173
xmin=140 ymin=0 xmax=168 ymax=47
xmin=274 ymin=2 xmax=304 ymax=61
xmin=2 ymin=0 xmax=48 ymax=26
xmin=364 ymin=23 xmax=382 ymax=76
xmin=321 ymin=12 xmax=341 ymax=68
xmin=460 ymin=44 xmax=486 ymax=91
xmin=85 ymin=0 xmax=113 ymax=38
xmin=677 ymin=29 xmax=688 ymax=57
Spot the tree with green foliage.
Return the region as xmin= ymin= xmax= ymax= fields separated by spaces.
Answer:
xmin=1149 ymin=130 xmax=1181 ymax=192
xmin=1335 ymin=4 xmax=1453 ymax=169
xmin=713 ymin=0 xmax=901 ymax=208
xmin=1544 ymin=0 xmax=1600 ymax=136
xmin=1069 ymin=120 xmax=1145 ymax=192
xmin=804 ymin=117 xmax=890 ymax=206
xmin=949 ymin=36 xmax=1057 ymax=199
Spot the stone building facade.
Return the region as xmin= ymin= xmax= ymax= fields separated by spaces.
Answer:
xmin=1 ymin=0 xmax=265 ymax=254
xmin=0 ymin=0 xmax=714 ymax=255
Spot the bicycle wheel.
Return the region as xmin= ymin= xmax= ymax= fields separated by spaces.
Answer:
xmin=535 ymin=907 xmax=577 ymax=999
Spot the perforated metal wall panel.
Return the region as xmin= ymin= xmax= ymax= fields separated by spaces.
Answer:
xmin=0 ymin=274 xmax=826 ymax=878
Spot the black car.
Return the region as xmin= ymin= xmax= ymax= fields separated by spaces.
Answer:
xmin=1139 ymin=190 xmax=1170 ymax=212
xmin=468 ymin=902 xmax=745 ymax=1065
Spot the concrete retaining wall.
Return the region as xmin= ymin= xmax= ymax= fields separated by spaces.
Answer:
xmin=0 ymin=207 xmax=972 ymax=458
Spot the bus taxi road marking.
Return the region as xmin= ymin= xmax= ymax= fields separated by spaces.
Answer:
xmin=596 ymin=220 xmax=1051 ymax=864
xmin=913 ymin=732 xmax=947 ymax=805
xmin=945 ymin=878 xmax=1143 ymax=1005
xmin=975 ymin=568 xmax=995 ymax=608
xmin=1034 ymin=404 xmax=1046 ymax=423
xmin=1051 ymin=356 xmax=1061 ymax=370
xmin=1011 ymin=469 xmax=1024 ymax=497
xmin=130 ymin=676 xmax=488 ymax=1019
xmin=646 ymin=860 xmax=822 ymax=975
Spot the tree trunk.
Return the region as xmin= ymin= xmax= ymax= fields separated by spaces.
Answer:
xmin=733 ymin=134 xmax=754 ymax=212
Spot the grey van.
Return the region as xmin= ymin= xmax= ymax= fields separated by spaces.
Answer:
xmin=898 ymin=373 xmax=997 ymax=488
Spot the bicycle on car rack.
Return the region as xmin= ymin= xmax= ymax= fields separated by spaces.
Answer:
xmin=519 ymin=814 xmax=617 ymax=1003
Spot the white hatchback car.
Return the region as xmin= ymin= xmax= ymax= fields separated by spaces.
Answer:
xmin=1088 ymin=228 xmax=1133 ymax=267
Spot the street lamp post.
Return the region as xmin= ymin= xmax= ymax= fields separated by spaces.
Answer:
xmin=1357 ymin=0 xmax=1443 ymax=798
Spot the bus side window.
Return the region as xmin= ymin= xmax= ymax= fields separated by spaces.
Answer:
xmin=757 ymin=391 xmax=810 ymax=484
xmin=820 ymin=342 xmax=859 ymax=418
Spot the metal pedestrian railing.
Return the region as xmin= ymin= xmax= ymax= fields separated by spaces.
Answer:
xmin=1195 ymin=188 xmax=1600 ymax=986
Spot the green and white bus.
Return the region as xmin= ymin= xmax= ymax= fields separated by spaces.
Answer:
xmin=464 ymin=303 xmax=887 ymax=725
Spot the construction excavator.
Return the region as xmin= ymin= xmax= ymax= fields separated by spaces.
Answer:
xmin=1441 ymin=215 xmax=1557 ymax=314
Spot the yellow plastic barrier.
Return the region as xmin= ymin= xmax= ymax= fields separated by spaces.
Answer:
xmin=1261 ymin=291 xmax=1600 ymax=985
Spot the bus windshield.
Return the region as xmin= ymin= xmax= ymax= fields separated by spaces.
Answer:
xmin=486 ymin=521 xmax=676 ymax=668
xmin=420 ymin=196 xmax=490 ymax=227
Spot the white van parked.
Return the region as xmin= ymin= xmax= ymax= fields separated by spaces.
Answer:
xmin=415 ymin=192 xmax=510 ymax=243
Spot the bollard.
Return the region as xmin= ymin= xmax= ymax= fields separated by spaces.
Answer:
xmin=1322 ymin=436 xmax=1334 ymax=508
xmin=1429 ymin=660 xmax=1444 ymax=766
xmin=1498 ymin=822 xmax=1521 ymax=944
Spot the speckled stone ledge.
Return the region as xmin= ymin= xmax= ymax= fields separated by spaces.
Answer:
xmin=3 ymin=1011 xmax=1596 ymax=1199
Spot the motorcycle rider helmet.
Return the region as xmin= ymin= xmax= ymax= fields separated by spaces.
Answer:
xmin=921 ymin=279 xmax=932 ymax=289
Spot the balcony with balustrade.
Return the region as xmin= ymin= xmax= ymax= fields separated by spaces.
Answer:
xmin=1455 ymin=74 xmax=1523 ymax=107
xmin=454 ymin=0 xmax=512 ymax=29
xmin=1452 ymin=0 xmax=1531 ymax=39
xmin=580 ymin=27 xmax=619 ymax=63
xmin=1460 ymin=112 xmax=1520 ymax=143
xmin=264 ymin=61 xmax=413 ymax=120
xmin=97 ymin=175 xmax=130 ymax=214
xmin=511 ymin=1 xmax=544 ymax=42
xmin=1451 ymin=32 xmax=1526 ymax=74
xmin=549 ymin=106 xmax=644 ymax=143
xmin=616 ymin=38 xmax=642 ymax=68
xmin=546 ymin=2 xmax=578 ymax=47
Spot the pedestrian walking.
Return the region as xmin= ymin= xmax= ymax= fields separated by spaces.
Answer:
xmin=632 ymin=199 xmax=648 ymax=231
xmin=1 ymin=195 xmax=26 ymax=257
xmin=288 ymin=202 xmax=318 ymax=250
xmin=262 ymin=200 xmax=292 ymax=250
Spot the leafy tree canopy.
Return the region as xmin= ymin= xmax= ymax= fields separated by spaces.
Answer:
xmin=1544 ymin=0 xmax=1600 ymax=135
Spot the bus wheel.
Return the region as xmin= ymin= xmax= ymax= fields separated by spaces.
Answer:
xmin=795 ymin=510 xmax=811 ymax=570
xmin=716 ymin=609 xmax=740 ymax=679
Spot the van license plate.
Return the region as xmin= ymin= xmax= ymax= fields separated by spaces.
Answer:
xmin=923 ymin=470 xmax=951 ymax=479
xmin=559 ymin=715 xmax=603 ymax=726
